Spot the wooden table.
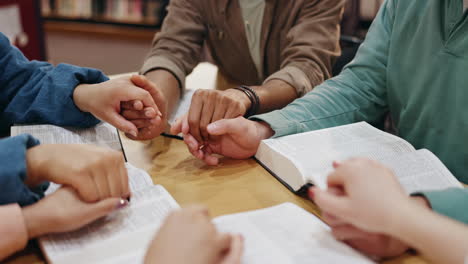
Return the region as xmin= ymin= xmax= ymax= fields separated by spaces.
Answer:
xmin=5 ymin=135 xmax=429 ymax=264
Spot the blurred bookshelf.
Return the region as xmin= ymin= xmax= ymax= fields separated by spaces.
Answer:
xmin=41 ymin=0 xmax=168 ymax=40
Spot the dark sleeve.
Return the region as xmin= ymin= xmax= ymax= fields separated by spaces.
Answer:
xmin=0 ymin=135 xmax=49 ymax=206
xmin=0 ymin=33 xmax=108 ymax=134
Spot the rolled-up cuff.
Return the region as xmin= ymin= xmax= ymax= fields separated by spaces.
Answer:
xmin=0 ymin=204 xmax=28 ymax=260
xmin=0 ymin=134 xmax=49 ymax=206
xmin=250 ymin=110 xmax=304 ymax=138
xmin=413 ymin=188 xmax=468 ymax=224
xmin=264 ymin=66 xmax=313 ymax=97
xmin=140 ymin=55 xmax=186 ymax=90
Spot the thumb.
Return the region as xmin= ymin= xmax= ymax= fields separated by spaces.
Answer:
xmin=171 ymin=117 xmax=183 ymax=134
xmin=105 ymin=112 xmax=138 ymax=137
xmin=207 ymin=118 xmax=244 ymax=136
xmin=131 ymin=75 xmax=165 ymax=112
xmin=130 ymin=74 xmax=151 ymax=89
xmin=84 ymin=197 xmax=126 ymax=220
xmin=314 ymin=188 xmax=350 ymax=218
xmin=217 ymin=233 xmax=234 ymax=253
xmin=220 ymin=234 xmax=244 ymax=264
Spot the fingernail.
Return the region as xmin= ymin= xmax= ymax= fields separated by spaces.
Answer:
xmin=134 ymin=101 xmax=142 ymax=109
xmin=116 ymin=199 xmax=128 ymax=210
xmin=145 ymin=110 xmax=154 ymax=117
xmin=130 ymin=130 xmax=138 ymax=137
xmin=308 ymin=188 xmax=315 ymax=200
xmin=207 ymin=123 xmax=217 ymax=132
xmin=157 ymin=110 xmax=162 ymax=117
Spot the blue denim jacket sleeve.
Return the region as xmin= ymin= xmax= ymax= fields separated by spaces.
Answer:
xmin=0 ymin=33 xmax=109 ymax=135
xmin=0 ymin=135 xmax=49 ymax=206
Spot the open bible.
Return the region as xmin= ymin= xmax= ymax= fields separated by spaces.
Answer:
xmin=10 ymin=122 xmax=127 ymax=160
xmin=39 ymin=166 xmax=375 ymax=264
xmin=255 ymin=122 xmax=463 ymax=195
xmin=39 ymin=164 xmax=179 ymax=264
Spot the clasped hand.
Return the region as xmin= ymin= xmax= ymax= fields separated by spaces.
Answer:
xmin=74 ymin=74 xmax=167 ymax=141
xmin=170 ymin=88 xmax=275 ymax=165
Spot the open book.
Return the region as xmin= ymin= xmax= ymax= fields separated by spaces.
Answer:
xmin=255 ymin=122 xmax=463 ymax=195
xmin=10 ymin=122 xmax=127 ymax=160
xmin=39 ymin=164 xmax=180 ymax=264
xmin=40 ymin=166 xmax=375 ymax=264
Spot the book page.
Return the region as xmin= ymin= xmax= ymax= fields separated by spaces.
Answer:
xmin=40 ymin=185 xmax=179 ymax=264
xmin=214 ymin=203 xmax=375 ymax=264
xmin=378 ymin=149 xmax=462 ymax=193
xmin=260 ymin=122 xmax=415 ymax=189
xmin=44 ymin=163 xmax=154 ymax=196
xmin=10 ymin=122 xmax=122 ymax=152
xmin=168 ymin=89 xmax=195 ymax=125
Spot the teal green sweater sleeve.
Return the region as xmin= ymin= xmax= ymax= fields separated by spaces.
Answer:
xmin=251 ymin=0 xmax=396 ymax=138
xmin=252 ymin=0 xmax=468 ymax=224
xmin=415 ymin=188 xmax=468 ymax=224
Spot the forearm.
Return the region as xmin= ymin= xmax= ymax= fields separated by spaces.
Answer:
xmin=145 ymin=69 xmax=181 ymax=118
xmin=252 ymin=79 xmax=298 ymax=114
xmin=249 ymin=1 xmax=394 ymax=138
xmin=391 ymin=203 xmax=468 ymax=264
xmin=0 ymin=205 xmax=28 ymax=261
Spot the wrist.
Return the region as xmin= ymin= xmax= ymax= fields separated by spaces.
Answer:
xmin=25 ymin=145 xmax=47 ymax=187
xmin=227 ymin=88 xmax=252 ymax=113
xmin=22 ymin=204 xmax=49 ymax=239
xmin=73 ymin=84 xmax=94 ymax=113
xmin=385 ymin=196 xmax=431 ymax=236
xmin=254 ymin=121 xmax=274 ymax=140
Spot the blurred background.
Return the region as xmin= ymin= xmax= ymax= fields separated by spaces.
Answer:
xmin=0 ymin=0 xmax=383 ymax=75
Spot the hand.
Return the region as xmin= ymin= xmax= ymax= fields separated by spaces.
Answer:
xmin=172 ymin=89 xmax=251 ymax=144
xmin=311 ymin=159 xmax=418 ymax=233
xmin=26 ymin=144 xmax=130 ymax=202
xmin=310 ymin=159 xmax=430 ymax=258
xmin=144 ymin=206 xmax=243 ymax=264
xmin=73 ymin=75 xmax=162 ymax=138
xmin=22 ymin=187 xmax=128 ymax=238
xmin=172 ymin=117 xmax=274 ymax=165
xmin=120 ymin=75 xmax=168 ymax=140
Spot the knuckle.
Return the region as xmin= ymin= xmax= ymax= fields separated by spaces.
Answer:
xmin=74 ymin=165 xmax=89 ymax=176
xmin=141 ymin=90 xmax=151 ymax=98
xmin=194 ymin=89 xmax=204 ymax=97
xmin=234 ymin=101 xmax=243 ymax=109
xmin=188 ymin=118 xmax=198 ymax=127
xmin=221 ymin=95 xmax=231 ymax=104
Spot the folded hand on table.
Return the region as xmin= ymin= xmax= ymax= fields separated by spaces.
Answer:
xmin=171 ymin=89 xmax=251 ymax=144
xmin=309 ymin=158 xmax=430 ymax=258
xmin=172 ymin=116 xmax=274 ymax=165
xmin=26 ymin=144 xmax=130 ymax=202
xmin=22 ymin=187 xmax=128 ymax=239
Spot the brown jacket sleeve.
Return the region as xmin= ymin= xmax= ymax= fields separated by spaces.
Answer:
xmin=140 ymin=0 xmax=206 ymax=89
xmin=265 ymin=0 xmax=344 ymax=96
